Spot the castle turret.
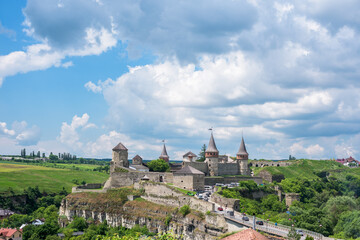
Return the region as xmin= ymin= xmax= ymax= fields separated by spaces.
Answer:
xmin=159 ymin=143 xmax=169 ymax=162
xmin=205 ymin=132 xmax=219 ymax=176
xmin=110 ymin=142 xmax=129 ymax=173
xmin=237 ymin=137 xmax=250 ymax=175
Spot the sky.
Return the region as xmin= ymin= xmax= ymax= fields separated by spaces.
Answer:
xmin=0 ymin=0 xmax=360 ymax=160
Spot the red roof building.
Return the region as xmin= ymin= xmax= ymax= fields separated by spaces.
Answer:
xmin=221 ymin=228 xmax=270 ymax=240
xmin=0 ymin=228 xmax=22 ymax=240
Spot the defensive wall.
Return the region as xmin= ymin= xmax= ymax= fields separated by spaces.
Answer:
xmin=249 ymin=160 xmax=295 ymax=168
xmin=204 ymin=176 xmax=263 ymax=186
xmin=105 ymin=171 xmax=174 ymax=189
xmin=218 ymin=163 xmax=239 ymax=175
xmin=134 ymin=182 xmax=215 ymax=213
xmin=258 ymin=170 xmax=285 ymax=183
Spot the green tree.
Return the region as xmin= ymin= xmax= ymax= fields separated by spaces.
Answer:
xmin=287 ymin=226 xmax=301 ymax=240
xmin=197 ymin=144 xmax=206 ymax=162
xmin=147 ymin=159 xmax=170 ymax=172
xmin=323 ymin=196 xmax=357 ymax=227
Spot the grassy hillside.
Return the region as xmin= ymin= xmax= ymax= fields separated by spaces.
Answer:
xmin=253 ymin=159 xmax=346 ymax=179
xmin=0 ymin=163 xmax=109 ymax=195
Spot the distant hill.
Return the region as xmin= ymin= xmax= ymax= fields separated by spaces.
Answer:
xmin=0 ymin=163 xmax=109 ymax=195
xmin=253 ymin=159 xmax=349 ymax=180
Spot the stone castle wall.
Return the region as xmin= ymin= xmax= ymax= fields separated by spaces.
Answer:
xmin=183 ymin=162 xmax=209 ymax=174
xmin=204 ymin=176 xmax=263 ymax=186
xmin=135 ymin=182 xmax=215 ymax=213
xmin=106 ymin=172 xmax=173 ymax=189
xmin=173 ymin=174 xmax=204 ymax=191
xmin=250 ymin=160 xmax=295 ymax=168
xmin=210 ymin=193 xmax=240 ymax=211
xmin=218 ymin=163 xmax=239 ymax=175
xmin=259 ymin=170 xmax=285 ymax=183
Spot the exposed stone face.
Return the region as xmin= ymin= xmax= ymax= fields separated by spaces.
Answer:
xmin=59 ymin=193 xmax=227 ymax=240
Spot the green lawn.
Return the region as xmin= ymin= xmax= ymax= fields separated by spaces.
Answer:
xmin=253 ymin=159 xmax=346 ymax=179
xmin=0 ymin=163 xmax=109 ymax=195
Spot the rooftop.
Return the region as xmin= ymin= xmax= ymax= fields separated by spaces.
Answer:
xmin=221 ymin=229 xmax=270 ymax=240
xmin=206 ymin=132 xmax=219 ymax=153
xmin=112 ymin=142 xmax=127 ymax=151
xmin=174 ymin=165 xmax=204 ymax=175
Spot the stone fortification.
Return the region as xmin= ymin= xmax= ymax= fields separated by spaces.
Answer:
xmin=285 ymin=193 xmax=300 ymax=206
xmin=204 ymin=176 xmax=263 ymax=186
xmin=218 ymin=163 xmax=239 ymax=175
xmin=135 ymin=182 xmax=215 ymax=213
xmin=259 ymin=170 xmax=285 ymax=183
xmin=59 ymin=187 xmax=227 ymax=240
xmin=105 ymin=172 xmax=173 ymax=189
xmin=250 ymin=160 xmax=295 ymax=168
xmin=210 ymin=193 xmax=240 ymax=211
xmin=183 ymin=162 xmax=209 ymax=173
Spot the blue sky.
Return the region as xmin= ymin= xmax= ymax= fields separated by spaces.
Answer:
xmin=0 ymin=0 xmax=359 ymax=160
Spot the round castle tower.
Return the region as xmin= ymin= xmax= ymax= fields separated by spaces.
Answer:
xmin=205 ymin=132 xmax=219 ymax=176
xmin=236 ymin=137 xmax=250 ymax=175
xmin=110 ymin=142 xmax=129 ymax=173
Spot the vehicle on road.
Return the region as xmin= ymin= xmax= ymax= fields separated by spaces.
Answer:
xmin=187 ymin=192 xmax=194 ymax=196
xmin=296 ymin=229 xmax=304 ymax=236
xmin=217 ymin=207 xmax=223 ymax=211
xmin=256 ymin=221 xmax=264 ymax=225
xmin=226 ymin=210 xmax=234 ymax=216
xmin=242 ymin=216 xmax=249 ymax=221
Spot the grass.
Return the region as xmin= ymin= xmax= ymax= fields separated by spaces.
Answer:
xmin=0 ymin=163 xmax=109 ymax=195
xmin=166 ymin=183 xmax=196 ymax=195
xmin=0 ymin=160 xmax=105 ymax=171
xmin=253 ymin=159 xmax=346 ymax=180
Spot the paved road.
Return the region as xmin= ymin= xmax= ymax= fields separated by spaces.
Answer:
xmin=211 ymin=200 xmax=323 ymax=240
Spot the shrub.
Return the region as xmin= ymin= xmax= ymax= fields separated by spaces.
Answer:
xmin=164 ymin=214 xmax=172 ymax=226
xmin=179 ymin=205 xmax=191 ymax=217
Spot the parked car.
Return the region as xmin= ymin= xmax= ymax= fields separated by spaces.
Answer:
xmin=256 ymin=221 xmax=264 ymax=225
xmin=296 ymin=229 xmax=304 ymax=236
xmin=242 ymin=216 xmax=249 ymax=221
xmin=187 ymin=192 xmax=194 ymax=196
xmin=217 ymin=207 xmax=223 ymax=211
xmin=226 ymin=210 xmax=234 ymax=216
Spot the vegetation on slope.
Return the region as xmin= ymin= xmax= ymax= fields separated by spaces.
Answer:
xmin=253 ymin=159 xmax=345 ymax=179
xmin=0 ymin=163 xmax=109 ymax=194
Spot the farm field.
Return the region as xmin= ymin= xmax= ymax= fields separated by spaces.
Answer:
xmin=0 ymin=163 xmax=109 ymax=195
xmin=252 ymin=159 xmax=347 ymax=179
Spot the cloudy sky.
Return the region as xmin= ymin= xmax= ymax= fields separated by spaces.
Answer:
xmin=1 ymin=0 xmax=359 ymax=160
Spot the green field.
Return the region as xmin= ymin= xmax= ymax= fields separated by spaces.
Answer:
xmin=0 ymin=163 xmax=109 ymax=194
xmin=253 ymin=159 xmax=347 ymax=179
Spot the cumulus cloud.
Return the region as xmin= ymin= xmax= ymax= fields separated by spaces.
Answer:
xmin=0 ymin=122 xmax=15 ymax=136
xmin=0 ymin=121 xmax=41 ymax=146
xmin=59 ymin=113 xmax=95 ymax=148
xmin=290 ymin=142 xmax=325 ymax=158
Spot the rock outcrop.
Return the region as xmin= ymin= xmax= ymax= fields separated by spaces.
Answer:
xmin=59 ymin=188 xmax=227 ymax=240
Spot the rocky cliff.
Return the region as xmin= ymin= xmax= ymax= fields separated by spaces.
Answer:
xmin=59 ymin=188 xmax=227 ymax=240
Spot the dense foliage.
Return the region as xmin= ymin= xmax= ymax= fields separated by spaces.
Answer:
xmin=219 ymin=168 xmax=360 ymax=239
xmin=147 ymin=159 xmax=170 ymax=172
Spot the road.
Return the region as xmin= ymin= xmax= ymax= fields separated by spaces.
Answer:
xmin=209 ymin=198 xmax=323 ymax=240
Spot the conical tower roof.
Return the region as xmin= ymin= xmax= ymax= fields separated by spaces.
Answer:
xmin=237 ymin=137 xmax=248 ymax=155
xmin=112 ymin=142 xmax=127 ymax=151
xmin=206 ymin=132 xmax=219 ymax=153
xmin=159 ymin=143 xmax=169 ymax=158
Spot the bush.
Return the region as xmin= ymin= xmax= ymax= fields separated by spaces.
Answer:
xmin=147 ymin=159 xmax=170 ymax=172
xmin=164 ymin=214 xmax=172 ymax=226
xmin=179 ymin=205 xmax=191 ymax=217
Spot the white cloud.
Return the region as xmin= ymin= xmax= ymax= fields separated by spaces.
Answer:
xmin=290 ymin=142 xmax=324 ymax=158
xmin=0 ymin=122 xmax=15 ymax=136
xmin=59 ymin=113 xmax=95 ymax=148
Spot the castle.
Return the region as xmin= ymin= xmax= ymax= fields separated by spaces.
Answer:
xmin=104 ymin=132 xmax=251 ymax=191
xmin=183 ymin=132 xmax=251 ymax=176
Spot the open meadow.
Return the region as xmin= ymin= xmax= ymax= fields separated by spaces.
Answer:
xmin=0 ymin=163 xmax=109 ymax=194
